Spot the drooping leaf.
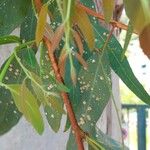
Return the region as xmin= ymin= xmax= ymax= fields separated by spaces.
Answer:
xmin=121 ymin=21 xmax=133 ymax=60
xmin=102 ymin=0 xmax=115 ymax=23
xmin=90 ymin=16 xmax=150 ymax=105
xmin=73 ymin=30 xmax=84 ymax=56
xmin=0 ymin=0 xmax=31 ymax=36
xmin=9 ymin=84 xmax=44 ymax=134
xmin=139 ymin=24 xmax=150 ymax=59
xmin=74 ymin=5 xmax=95 ymax=50
xmin=90 ymin=127 xmax=129 ymax=150
xmin=0 ymin=35 xmax=21 ymax=45
xmin=40 ymin=43 xmax=64 ymax=132
xmin=36 ymin=4 xmax=48 ymax=45
xmin=20 ymin=7 xmax=37 ymax=42
xmin=123 ymin=0 xmax=150 ymax=33
xmin=67 ymin=52 xmax=111 ymax=149
xmin=108 ymin=36 xmax=150 ymax=105
xmin=50 ymin=24 xmax=64 ymax=53
xmin=0 ymin=47 xmax=39 ymax=135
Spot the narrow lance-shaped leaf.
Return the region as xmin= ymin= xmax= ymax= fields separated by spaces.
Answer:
xmin=102 ymin=0 xmax=115 ymax=23
xmin=121 ymin=21 xmax=133 ymax=60
xmin=36 ymin=4 xmax=48 ymax=45
xmin=67 ymin=52 xmax=111 ymax=150
xmin=0 ymin=35 xmax=21 ymax=45
xmin=9 ymin=84 xmax=44 ymax=134
xmin=39 ymin=43 xmax=64 ymax=132
xmin=74 ymin=5 xmax=95 ymax=50
xmin=123 ymin=0 xmax=150 ymax=33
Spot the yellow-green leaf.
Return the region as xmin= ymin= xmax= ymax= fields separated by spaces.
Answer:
xmin=124 ymin=0 xmax=150 ymax=33
xmin=74 ymin=6 xmax=95 ymax=50
xmin=36 ymin=4 xmax=48 ymax=46
xmin=9 ymin=84 xmax=44 ymax=134
xmin=102 ymin=0 xmax=115 ymax=23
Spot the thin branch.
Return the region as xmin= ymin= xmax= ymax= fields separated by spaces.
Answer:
xmin=44 ymin=37 xmax=84 ymax=150
xmin=77 ymin=3 xmax=138 ymax=34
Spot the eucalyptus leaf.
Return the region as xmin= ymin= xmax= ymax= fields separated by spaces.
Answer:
xmin=9 ymin=84 xmax=44 ymax=134
xmin=0 ymin=35 xmax=21 ymax=45
xmin=0 ymin=47 xmax=39 ymax=135
xmin=0 ymin=0 xmax=31 ymax=36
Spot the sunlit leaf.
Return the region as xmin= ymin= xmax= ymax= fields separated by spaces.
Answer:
xmin=0 ymin=35 xmax=21 ymax=45
xmin=74 ymin=5 xmax=95 ymax=50
xmin=36 ymin=4 xmax=48 ymax=45
xmin=123 ymin=0 xmax=150 ymax=33
xmin=121 ymin=21 xmax=133 ymax=60
xmin=102 ymin=0 xmax=115 ymax=23
xmin=9 ymin=84 xmax=44 ymax=134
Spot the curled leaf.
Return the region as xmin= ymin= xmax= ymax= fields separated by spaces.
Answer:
xmin=139 ymin=24 xmax=150 ymax=58
xmin=36 ymin=4 xmax=48 ymax=46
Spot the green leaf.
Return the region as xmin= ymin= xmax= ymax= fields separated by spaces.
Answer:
xmin=9 ymin=84 xmax=44 ymax=134
xmin=20 ymin=6 xmax=37 ymax=42
xmin=121 ymin=21 xmax=133 ymax=60
xmin=0 ymin=87 xmax=21 ymax=135
xmin=108 ymin=36 xmax=150 ymax=105
xmin=0 ymin=0 xmax=31 ymax=36
xmin=67 ymin=52 xmax=111 ymax=149
xmin=39 ymin=43 xmax=64 ymax=132
xmin=102 ymin=0 xmax=114 ymax=23
xmin=0 ymin=47 xmax=39 ymax=135
xmin=0 ymin=35 xmax=21 ymax=45
xmin=90 ymin=127 xmax=129 ymax=150
xmin=123 ymin=0 xmax=150 ymax=33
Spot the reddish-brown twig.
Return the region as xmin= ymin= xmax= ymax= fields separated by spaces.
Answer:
xmin=44 ymin=38 xmax=84 ymax=150
xmin=77 ymin=3 xmax=138 ymax=34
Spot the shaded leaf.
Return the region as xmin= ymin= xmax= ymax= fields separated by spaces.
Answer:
xmin=0 ymin=47 xmax=39 ymax=135
xmin=9 ymin=84 xmax=44 ymax=134
xmin=102 ymin=0 xmax=114 ymax=23
xmin=139 ymin=24 xmax=150 ymax=58
xmin=0 ymin=0 xmax=31 ymax=36
xmin=20 ymin=7 xmax=37 ymax=42
xmin=67 ymin=52 xmax=111 ymax=149
xmin=36 ymin=4 xmax=48 ymax=45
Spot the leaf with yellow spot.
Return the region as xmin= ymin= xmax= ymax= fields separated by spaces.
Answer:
xmin=35 ymin=4 xmax=48 ymax=46
xmin=102 ymin=0 xmax=115 ymax=23
xmin=74 ymin=6 xmax=95 ymax=50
